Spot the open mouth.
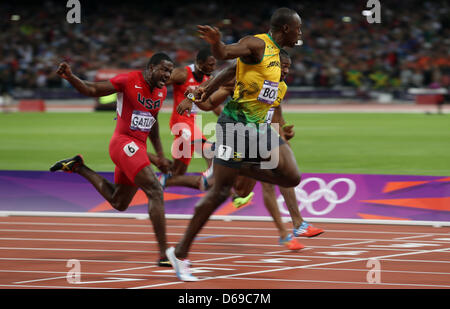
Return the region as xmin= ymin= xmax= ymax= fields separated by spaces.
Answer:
xmin=158 ymin=78 xmax=168 ymax=87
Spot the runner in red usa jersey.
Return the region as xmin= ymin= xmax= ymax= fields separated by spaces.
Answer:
xmin=109 ymin=70 xmax=167 ymax=184
xmin=162 ymin=48 xmax=220 ymax=183
xmin=50 ymin=53 xmax=174 ymax=267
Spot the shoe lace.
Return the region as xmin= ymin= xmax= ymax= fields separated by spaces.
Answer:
xmin=180 ymin=259 xmax=193 ymax=276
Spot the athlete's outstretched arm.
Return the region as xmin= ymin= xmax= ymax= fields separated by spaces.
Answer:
xmin=197 ymin=25 xmax=265 ymax=63
xmin=176 ymin=64 xmax=236 ymax=115
xmin=56 ymin=62 xmax=116 ymax=97
xmin=166 ymin=66 xmax=187 ymax=86
xmin=200 ymin=82 xmax=234 ymax=110
xmin=196 ymin=62 xmax=236 ymax=102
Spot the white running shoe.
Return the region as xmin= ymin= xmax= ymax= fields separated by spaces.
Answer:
xmin=166 ymin=247 xmax=199 ymax=282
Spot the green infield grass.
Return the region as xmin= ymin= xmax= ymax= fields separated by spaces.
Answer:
xmin=0 ymin=111 xmax=448 ymax=176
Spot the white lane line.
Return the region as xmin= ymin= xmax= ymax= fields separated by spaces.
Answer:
xmin=0 ymin=284 xmax=115 ymax=289
xmin=2 ymin=230 xmax=450 ymax=246
xmin=332 ymin=240 xmax=376 ymax=247
xmin=1 ymin=237 xmax=446 ymax=253
xmin=14 ymin=276 xmax=67 ymax=284
xmin=394 ymin=234 xmax=434 ymax=240
xmin=0 ymin=221 xmax=449 ymax=235
xmin=132 ymin=247 xmax=450 ymax=289
xmin=226 ymin=277 xmax=450 ymax=288
xmin=108 ymin=256 xmax=243 ymax=273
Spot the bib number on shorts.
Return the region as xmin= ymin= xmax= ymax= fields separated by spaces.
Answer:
xmin=258 ymin=80 xmax=279 ymax=105
xmin=265 ymin=107 xmax=275 ymax=124
xmin=123 ymin=141 xmax=139 ymax=157
xmin=130 ymin=110 xmax=156 ymax=132
xmin=216 ymin=144 xmax=232 ymax=161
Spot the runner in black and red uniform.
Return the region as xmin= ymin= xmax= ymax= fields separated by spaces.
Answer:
xmin=50 ymin=53 xmax=173 ymax=267
xmin=159 ymin=48 xmax=220 ymax=187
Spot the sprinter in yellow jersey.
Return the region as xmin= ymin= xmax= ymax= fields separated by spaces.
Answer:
xmin=166 ymin=7 xmax=303 ymax=282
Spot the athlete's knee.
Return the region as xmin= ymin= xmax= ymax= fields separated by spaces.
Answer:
xmin=110 ymin=199 xmax=129 ymax=212
xmin=279 ymin=170 xmax=301 ymax=188
xmin=289 ymin=171 xmax=302 ymax=187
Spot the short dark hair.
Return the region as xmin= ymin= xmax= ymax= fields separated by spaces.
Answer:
xmin=196 ymin=47 xmax=213 ymax=63
xmin=270 ymin=7 xmax=300 ymax=31
xmin=147 ymin=52 xmax=173 ymax=68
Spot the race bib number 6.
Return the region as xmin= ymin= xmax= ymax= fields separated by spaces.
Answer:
xmin=258 ymin=80 xmax=279 ymax=105
xmin=123 ymin=141 xmax=139 ymax=157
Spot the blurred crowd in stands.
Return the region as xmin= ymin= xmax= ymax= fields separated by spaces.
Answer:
xmin=0 ymin=0 xmax=449 ymax=94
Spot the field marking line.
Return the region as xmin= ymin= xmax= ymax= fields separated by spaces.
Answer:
xmin=226 ymin=276 xmax=450 ymax=288
xmin=0 ymin=284 xmax=114 ymax=289
xmin=289 ymin=266 xmax=450 ymax=276
xmin=3 ymin=236 xmax=450 ymax=253
xmin=132 ymin=246 xmax=450 ymax=289
xmin=394 ymin=234 xmax=434 ymax=240
xmin=1 ymin=221 xmax=449 ymax=236
xmin=3 ymin=229 xmax=450 ymax=245
xmin=332 ymin=240 xmax=376 ymax=247
xmin=0 ymin=257 xmax=155 ymax=264
xmin=108 ymin=255 xmax=243 ymax=273
xmin=0 ymin=269 xmax=174 ymax=277
xmin=14 ymin=276 xmax=67 ymax=285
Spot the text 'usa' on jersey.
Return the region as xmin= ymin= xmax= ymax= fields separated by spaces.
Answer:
xmin=110 ymin=71 xmax=167 ymax=143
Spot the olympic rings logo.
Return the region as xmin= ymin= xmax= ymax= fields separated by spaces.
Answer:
xmin=277 ymin=177 xmax=357 ymax=216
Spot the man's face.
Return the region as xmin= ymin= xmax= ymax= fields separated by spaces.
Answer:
xmin=196 ymin=56 xmax=217 ymax=76
xmin=149 ymin=60 xmax=174 ymax=88
xmin=280 ymin=56 xmax=291 ymax=81
xmin=284 ymin=14 xmax=302 ymax=48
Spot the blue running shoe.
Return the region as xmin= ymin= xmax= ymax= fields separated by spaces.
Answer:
xmin=293 ymin=221 xmax=324 ymax=238
xmin=279 ymin=234 xmax=304 ymax=250
xmin=158 ymin=173 xmax=171 ymax=189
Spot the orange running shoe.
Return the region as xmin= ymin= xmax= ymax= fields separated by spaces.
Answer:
xmin=279 ymin=234 xmax=304 ymax=250
xmin=293 ymin=222 xmax=324 ymax=238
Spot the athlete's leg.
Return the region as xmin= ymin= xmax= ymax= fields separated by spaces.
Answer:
xmin=231 ymin=175 xmax=256 ymax=208
xmin=260 ymin=182 xmax=289 ymax=239
xmin=134 ymin=165 xmax=167 ymax=259
xmin=171 ymin=137 xmax=212 ymax=177
xmin=171 ymin=159 xmax=189 ymax=176
xmin=170 ymin=121 xmax=193 ymax=176
xmin=239 ymin=143 xmax=301 ymax=187
xmin=174 ymin=163 xmax=239 ymax=259
xmin=165 ymin=174 xmax=202 ymax=189
xmin=278 ymin=186 xmax=303 ymax=229
xmin=233 ymin=176 xmax=256 ymax=197
xmin=277 ymin=185 xmax=324 ymax=237
xmin=76 ymin=164 xmax=139 ymax=211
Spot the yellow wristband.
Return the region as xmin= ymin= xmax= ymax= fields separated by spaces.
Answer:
xmin=186 ymin=93 xmax=195 ymax=101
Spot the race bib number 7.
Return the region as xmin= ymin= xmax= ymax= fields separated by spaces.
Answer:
xmin=258 ymin=80 xmax=279 ymax=105
xmin=130 ymin=110 xmax=156 ymax=132
xmin=265 ymin=108 xmax=275 ymax=124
